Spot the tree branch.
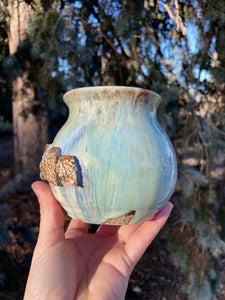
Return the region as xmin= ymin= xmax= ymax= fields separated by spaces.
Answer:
xmin=164 ymin=1 xmax=186 ymax=36
xmin=145 ymin=24 xmax=180 ymax=83
xmin=130 ymin=42 xmax=146 ymax=79
xmin=51 ymin=13 xmax=72 ymax=41
xmin=97 ymin=28 xmax=124 ymax=83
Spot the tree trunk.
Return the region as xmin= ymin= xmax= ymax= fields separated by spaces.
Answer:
xmin=8 ymin=0 xmax=48 ymax=177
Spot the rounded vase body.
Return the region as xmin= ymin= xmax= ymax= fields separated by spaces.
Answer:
xmin=40 ymin=86 xmax=177 ymax=225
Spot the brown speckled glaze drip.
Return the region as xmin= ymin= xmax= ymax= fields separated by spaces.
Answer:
xmin=69 ymin=86 xmax=160 ymax=105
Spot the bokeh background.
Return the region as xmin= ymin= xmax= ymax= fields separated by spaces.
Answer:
xmin=0 ymin=0 xmax=225 ymax=299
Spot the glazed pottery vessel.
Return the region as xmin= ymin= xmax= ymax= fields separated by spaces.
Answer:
xmin=40 ymin=86 xmax=177 ymax=225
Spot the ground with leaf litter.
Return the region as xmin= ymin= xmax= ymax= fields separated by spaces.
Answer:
xmin=0 ymin=132 xmax=224 ymax=300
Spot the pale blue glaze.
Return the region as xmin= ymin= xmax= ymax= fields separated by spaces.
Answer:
xmin=49 ymin=86 xmax=177 ymax=224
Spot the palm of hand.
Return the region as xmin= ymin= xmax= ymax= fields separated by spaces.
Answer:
xmin=24 ymin=182 xmax=173 ymax=300
xmin=65 ymin=228 xmax=131 ymax=300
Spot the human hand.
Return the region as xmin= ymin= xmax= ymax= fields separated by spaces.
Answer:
xmin=24 ymin=181 xmax=173 ymax=300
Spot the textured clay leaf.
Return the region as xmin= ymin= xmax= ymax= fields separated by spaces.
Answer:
xmin=104 ymin=211 xmax=136 ymax=225
xmin=40 ymin=145 xmax=50 ymax=180
xmin=56 ymin=155 xmax=78 ymax=186
xmin=40 ymin=145 xmax=60 ymax=186
xmin=40 ymin=145 xmax=83 ymax=187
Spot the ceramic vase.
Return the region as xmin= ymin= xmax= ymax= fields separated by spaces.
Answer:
xmin=40 ymin=86 xmax=177 ymax=225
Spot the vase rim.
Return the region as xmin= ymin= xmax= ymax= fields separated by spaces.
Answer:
xmin=63 ymin=86 xmax=161 ymax=105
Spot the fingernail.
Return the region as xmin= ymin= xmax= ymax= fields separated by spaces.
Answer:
xmin=168 ymin=202 xmax=174 ymax=212
xmin=31 ymin=182 xmax=40 ymax=197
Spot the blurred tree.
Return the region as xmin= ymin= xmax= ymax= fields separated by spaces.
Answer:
xmin=0 ymin=2 xmax=11 ymax=122
xmin=7 ymin=0 xmax=48 ymax=177
xmin=1 ymin=0 xmax=225 ymax=298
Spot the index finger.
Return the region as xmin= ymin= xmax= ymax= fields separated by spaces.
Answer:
xmin=123 ymin=202 xmax=173 ymax=265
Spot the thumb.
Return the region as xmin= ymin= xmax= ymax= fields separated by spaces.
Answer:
xmin=32 ymin=181 xmax=65 ymax=244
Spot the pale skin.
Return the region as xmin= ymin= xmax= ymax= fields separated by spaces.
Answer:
xmin=24 ymin=181 xmax=173 ymax=300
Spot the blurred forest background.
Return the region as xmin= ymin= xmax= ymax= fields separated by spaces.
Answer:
xmin=0 ymin=0 xmax=225 ymax=299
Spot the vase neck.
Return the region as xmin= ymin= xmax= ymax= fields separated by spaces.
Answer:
xmin=63 ymin=87 xmax=161 ymax=114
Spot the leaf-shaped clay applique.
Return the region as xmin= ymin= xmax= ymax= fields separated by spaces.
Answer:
xmin=40 ymin=144 xmax=51 ymax=181
xmin=104 ymin=211 xmax=136 ymax=225
xmin=40 ymin=146 xmax=60 ymax=186
xmin=56 ymin=155 xmax=80 ymax=186
xmin=40 ymin=145 xmax=83 ymax=187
